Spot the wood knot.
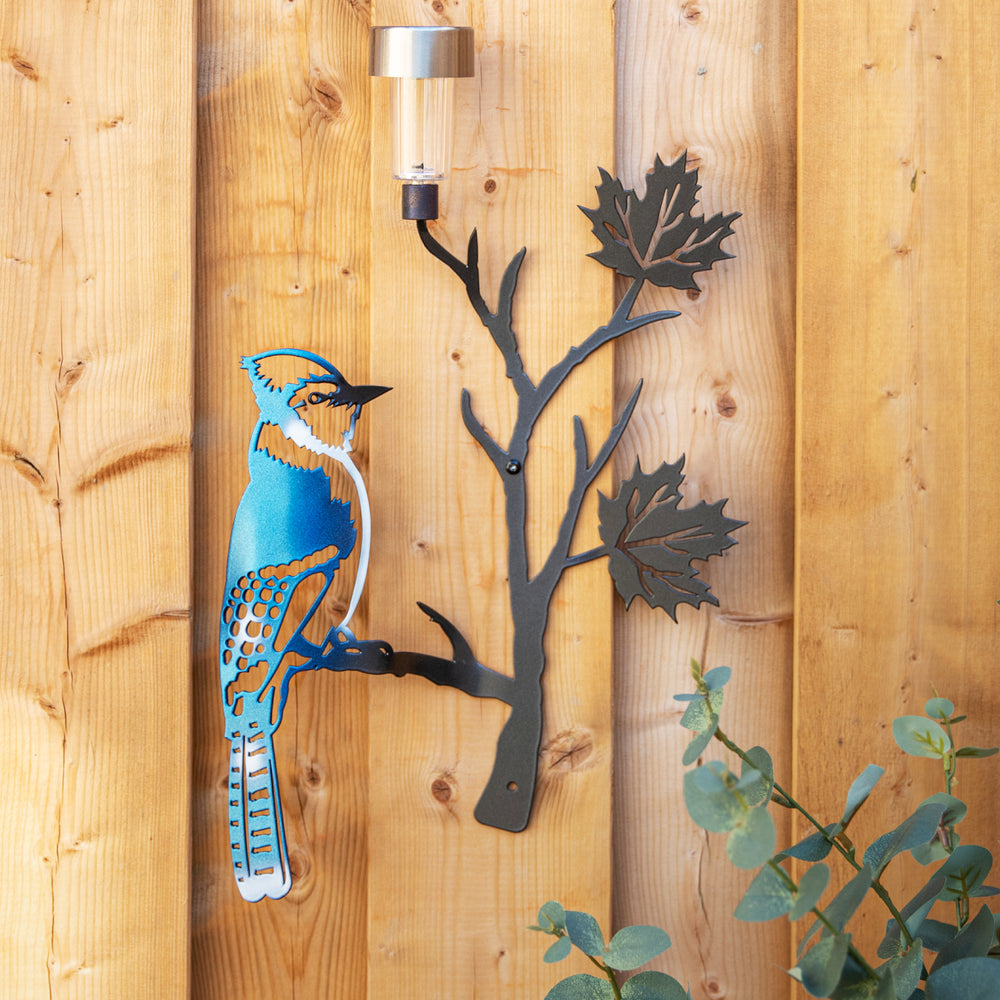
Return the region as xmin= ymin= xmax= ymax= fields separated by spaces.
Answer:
xmin=58 ymin=359 xmax=86 ymax=395
xmin=288 ymin=846 xmax=311 ymax=881
xmin=312 ymin=76 xmax=345 ymax=119
xmin=681 ymin=0 xmax=704 ymax=23
xmin=702 ymin=975 xmax=727 ymax=999
xmin=300 ymin=760 xmax=325 ymax=791
xmin=715 ymin=393 xmax=737 ymax=418
xmin=541 ymin=730 xmax=594 ymax=772
xmin=8 ymin=50 xmax=38 ymax=81
xmin=431 ymin=770 xmax=458 ymax=806
xmin=37 ymin=694 xmax=62 ymax=720
xmin=12 ymin=453 xmax=44 ymax=486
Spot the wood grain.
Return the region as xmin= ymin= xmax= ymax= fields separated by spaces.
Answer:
xmin=613 ymin=2 xmax=797 ymax=997
xmin=192 ymin=0 xmax=372 ymax=995
xmin=0 ymin=1 xmax=194 ymax=997
xmin=367 ymin=1 xmax=616 ymax=997
xmin=797 ymin=0 xmax=1000 ymax=960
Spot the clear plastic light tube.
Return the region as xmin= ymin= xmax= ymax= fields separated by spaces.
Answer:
xmin=391 ymin=76 xmax=454 ymax=182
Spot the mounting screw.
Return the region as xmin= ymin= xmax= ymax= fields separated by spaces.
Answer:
xmin=505 ymin=460 xmax=522 ymax=475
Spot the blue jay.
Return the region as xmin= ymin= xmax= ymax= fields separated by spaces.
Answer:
xmin=220 ymin=349 xmax=390 ymax=902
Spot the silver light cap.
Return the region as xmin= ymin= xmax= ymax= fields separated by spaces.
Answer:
xmin=369 ymin=26 xmax=474 ymax=79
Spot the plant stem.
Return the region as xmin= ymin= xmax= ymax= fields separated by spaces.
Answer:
xmin=937 ymin=711 xmax=965 ymax=929
xmin=710 ymin=721 xmax=914 ymax=946
xmin=764 ymin=861 xmax=881 ymax=982
xmin=584 ymin=953 xmax=622 ymax=1000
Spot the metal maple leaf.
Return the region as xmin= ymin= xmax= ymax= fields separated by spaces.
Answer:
xmin=598 ymin=457 xmax=745 ymax=620
xmin=580 ymin=153 xmax=740 ymax=290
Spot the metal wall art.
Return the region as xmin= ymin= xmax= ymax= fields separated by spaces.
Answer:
xmin=221 ymin=155 xmax=744 ymax=901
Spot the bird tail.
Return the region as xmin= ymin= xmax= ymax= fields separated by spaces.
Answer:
xmin=227 ymin=726 xmax=292 ymax=901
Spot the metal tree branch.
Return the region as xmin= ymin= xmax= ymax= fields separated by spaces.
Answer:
xmin=416 ymin=218 xmax=681 ymax=831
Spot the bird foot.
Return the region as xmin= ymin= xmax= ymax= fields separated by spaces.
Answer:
xmin=314 ymin=637 xmax=394 ymax=676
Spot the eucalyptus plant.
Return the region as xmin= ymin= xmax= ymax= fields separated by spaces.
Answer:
xmin=530 ymin=901 xmax=689 ymax=999
xmin=535 ymin=667 xmax=999 ymax=999
xmin=677 ymin=661 xmax=1000 ymax=998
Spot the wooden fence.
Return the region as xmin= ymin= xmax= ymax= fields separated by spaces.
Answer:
xmin=1 ymin=0 xmax=996 ymax=997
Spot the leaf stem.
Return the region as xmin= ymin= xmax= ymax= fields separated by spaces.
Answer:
xmin=936 ymin=711 xmax=966 ymax=928
xmin=763 ymin=861 xmax=881 ymax=983
xmin=702 ymin=701 xmax=915 ymax=947
xmin=583 ymin=953 xmax=622 ymax=1000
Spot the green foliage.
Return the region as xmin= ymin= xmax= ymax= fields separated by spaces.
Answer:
xmin=533 ymin=668 xmax=997 ymax=999
xmin=674 ymin=661 xmax=1000 ymax=998
xmin=531 ymin=903 xmax=687 ymax=1000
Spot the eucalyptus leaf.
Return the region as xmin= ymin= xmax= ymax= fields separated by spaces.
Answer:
xmin=740 ymin=747 xmax=775 ymax=807
xmin=702 ymin=666 xmax=731 ymax=691
xmin=680 ymin=693 xmax=722 ymax=733
xmin=792 ymin=932 xmax=852 ymax=998
xmin=690 ymin=760 xmax=732 ymax=793
xmin=798 ymin=866 xmax=872 ymax=959
xmin=538 ymin=901 xmax=568 ymax=933
xmin=935 ymin=845 xmax=994 ymax=901
xmin=727 ymin=806 xmax=776 ymax=870
xmin=840 ymin=765 xmax=885 ymax=828
xmin=545 ymin=936 xmax=573 ymax=963
xmin=863 ymin=801 xmax=947 ymax=877
xmin=783 ymin=825 xmax=839 ymax=862
xmin=910 ymin=918 xmax=957 ymax=953
xmin=918 ymin=792 xmax=967 ymax=829
xmin=924 ymin=957 xmax=1000 ymax=999
xmin=683 ymin=767 xmax=744 ymax=834
xmin=544 ymin=973 xmax=616 ymax=1000
xmin=924 ymin=698 xmax=954 ymax=720
xmin=823 ymin=960 xmax=890 ymax=1000
xmin=955 ymin=746 xmax=999 ymax=758
xmin=565 ymin=910 xmax=606 ymax=956
xmin=790 ymin=864 xmax=831 ymax=921
xmin=734 ymin=862 xmax=795 ymax=922
xmin=928 ymin=904 xmax=996 ymax=974
xmin=682 ymin=721 xmax=718 ymax=766
xmin=892 ymin=716 xmax=951 ymax=758
xmin=875 ymin=874 xmax=945 ymax=958
xmin=603 ymin=925 xmax=672 ymax=971
xmin=878 ymin=939 xmax=923 ymax=1000
xmin=619 ymin=970 xmax=691 ymax=1000
xmin=911 ymin=837 xmax=953 ymax=866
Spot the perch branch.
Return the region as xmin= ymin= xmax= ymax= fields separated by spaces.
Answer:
xmin=388 ymin=602 xmax=514 ymax=704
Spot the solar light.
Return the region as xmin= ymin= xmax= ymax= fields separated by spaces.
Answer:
xmin=369 ymin=26 xmax=474 ymax=221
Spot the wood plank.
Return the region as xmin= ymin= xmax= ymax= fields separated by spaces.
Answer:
xmin=797 ymin=0 xmax=1000 ymax=959
xmin=0 ymin=1 xmax=194 ymax=997
xmin=192 ymin=0 xmax=372 ymax=995
xmin=367 ymin=2 xmax=615 ymax=997
xmin=613 ymin=1 xmax=797 ymax=996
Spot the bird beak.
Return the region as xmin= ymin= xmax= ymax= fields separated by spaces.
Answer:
xmin=345 ymin=384 xmax=391 ymax=406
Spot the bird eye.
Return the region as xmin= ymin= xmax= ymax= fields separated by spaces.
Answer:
xmin=307 ymin=388 xmax=338 ymax=405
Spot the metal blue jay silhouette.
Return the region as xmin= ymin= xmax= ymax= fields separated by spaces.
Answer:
xmin=221 ymin=349 xmax=391 ymax=902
